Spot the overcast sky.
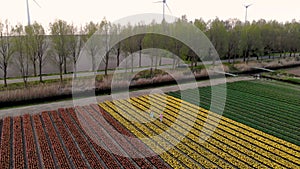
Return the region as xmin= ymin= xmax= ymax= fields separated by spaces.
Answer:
xmin=0 ymin=0 xmax=300 ymax=28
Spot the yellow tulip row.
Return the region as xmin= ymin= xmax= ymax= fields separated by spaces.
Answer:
xmin=158 ymin=94 xmax=300 ymax=161
xmin=115 ymin=99 xmax=214 ymax=169
xmin=168 ymin=94 xmax=300 ymax=154
xmin=99 ymin=102 xmax=187 ymax=169
xmin=146 ymin=95 xmax=287 ymax=168
xmin=129 ymin=97 xmax=232 ymax=168
xmin=137 ymin=96 xmax=266 ymax=168
xmin=151 ymin=94 xmax=300 ymax=168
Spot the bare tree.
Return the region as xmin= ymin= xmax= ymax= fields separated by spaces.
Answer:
xmin=0 ymin=20 xmax=14 ymax=87
xmin=113 ymin=24 xmax=122 ymax=67
xmin=33 ymin=23 xmax=48 ymax=82
xmin=69 ymin=24 xmax=84 ymax=78
xmin=84 ymin=21 xmax=101 ymax=73
xmin=101 ymin=19 xmax=113 ymax=76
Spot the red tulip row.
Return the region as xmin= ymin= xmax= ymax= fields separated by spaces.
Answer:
xmin=57 ymin=108 xmax=105 ymax=169
xmin=66 ymin=107 xmax=124 ymax=169
xmin=13 ymin=116 xmax=25 ymax=169
xmin=32 ymin=114 xmax=56 ymax=169
xmin=74 ymin=106 xmax=137 ymax=169
xmin=90 ymin=104 xmax=171 ymax=169
xmin=41 ymin=112 xmax=72 ymax=168
xmin=23 ymin=114 xmax=40 ymax=169
xmin=0 ymin=117 xmax=11 ymax=169
xmin=49 ymin=110 xmax=89 ymax=168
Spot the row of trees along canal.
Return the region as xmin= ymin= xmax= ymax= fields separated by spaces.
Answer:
xmin=1 ymin=16 xmax=300 ymax=87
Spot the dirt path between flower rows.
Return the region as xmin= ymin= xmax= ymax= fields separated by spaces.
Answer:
xmin=0 ymin=76 xmax=252 ymax=118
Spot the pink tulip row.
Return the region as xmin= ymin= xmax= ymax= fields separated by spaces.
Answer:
xmin=50 ymin=110 xmax=89 ymax=168
xmin=66 ymin=107 xmax=121 ymax=169
xmin=58 ymin=108 xmax=105 ymax=169
xmin=41 ymin=112 xmax=72 ymax=168
xmin=90 ymin=104 xmax=171 ymax=168
xmin=76 ymin=105 xmax=139 ymax=169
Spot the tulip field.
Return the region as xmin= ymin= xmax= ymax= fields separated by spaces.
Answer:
xmin=99 ymin=93 xmax=299 ymax=168
xmin=0 ymin=80 xmax=299 ymax=168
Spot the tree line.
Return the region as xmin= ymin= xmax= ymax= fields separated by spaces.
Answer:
xmin=195 ymin=16 xmax=300 ymax=63
xmin=1 ymin=16 xmax=300 ymax=87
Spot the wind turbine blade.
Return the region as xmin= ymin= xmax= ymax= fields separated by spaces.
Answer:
xmin=32 ymin=0 xmax=41 ymax=8
xmin=153 ymin=1 xmax=163 ymax=3
xmin=165 ymin=3 xmax=172 ymax=14
xmin=245 ymin=3 xmax=253 ymax=8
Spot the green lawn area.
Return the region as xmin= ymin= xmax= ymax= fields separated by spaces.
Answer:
xmin=168 ymin=80 xmax=300 ymax=146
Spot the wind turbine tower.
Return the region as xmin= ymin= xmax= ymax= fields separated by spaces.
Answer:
xmin=154 ymin=0 xmax=172 ymax=21
xmin=244 ymin=4 xmax=253 ymax=24
xmin=26 ymin=0 xmax=41 ymax=26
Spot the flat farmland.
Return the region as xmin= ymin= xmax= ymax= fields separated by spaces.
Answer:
xmin=0 ymin=80 xmax=299 ymax=168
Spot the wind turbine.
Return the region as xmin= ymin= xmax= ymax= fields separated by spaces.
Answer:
xmin=244 ymin=3 xmax=253 ymax=24
xmin=154 ymin=0 xmax=172 ymax=22
xmin=26 ymin=0 xmax=41 ymax=26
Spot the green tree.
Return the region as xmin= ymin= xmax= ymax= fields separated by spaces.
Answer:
xmin=240 ymin=22 xmax=263 ymax=62
xmin=194 ymin=18 xmax=207 ymax=32
xmin=227 ymin=22 xmax=242 ymax=63
xmin=50 ymin=20 xmax=70 ymax=82
xmin=207 ymin=18 xmax=228 ymax=59
xmin=24 ymin=25 xmax=37 ymax=76
xmin=26 ymin=22 xmax=48 ymax=81
xmin=12 ymin=24 xmax=30 ymax=86
xmin=285 ymin=21 xmax=300 ymax=57
xmin=33 ymin=23 xmax=48 ymax=82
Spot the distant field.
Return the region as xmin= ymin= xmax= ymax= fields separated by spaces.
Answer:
xmin=286 ymin=66 xmax=300 ymax=76
xmin=168 ymin=80 xmax=300 ymax=146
